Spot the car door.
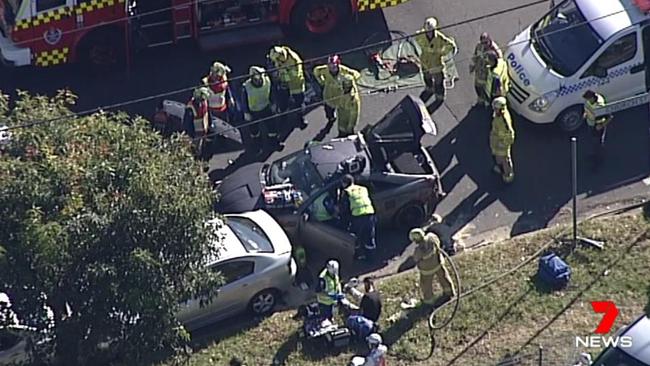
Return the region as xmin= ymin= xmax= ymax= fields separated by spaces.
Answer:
xmin=206 ymin=259 xmax=256 ymax=320
xmin=578 ymin=31 xmax=645 ymax=102
xmin=295 ymin=184 xmax=355 ymax=275
xmin=180 ymin=259 xmax=255 ymax=325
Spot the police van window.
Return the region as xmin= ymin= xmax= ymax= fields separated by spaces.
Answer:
xmin=36 ymin=0 xmax=66 ymax=12
xmin=593 ymin=33 xmax=637 ymax=70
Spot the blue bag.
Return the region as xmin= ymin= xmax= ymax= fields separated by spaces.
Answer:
xmin=346 ymin=315 xmax=375 ymax=339
xmin=538 ymin=252 xmax=571 ymax=289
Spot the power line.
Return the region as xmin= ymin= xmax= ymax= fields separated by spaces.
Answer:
xmin=5 ymin=1 xmax=640 ymax=133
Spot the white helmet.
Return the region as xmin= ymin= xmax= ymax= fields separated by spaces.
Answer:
xmin=367 ymin=333 xmax=382 ymax=347
xmin=269 ymin=46 xmax=288 ymax=61
xmin=492 ymin=96 xmax=507 ymax=110
xmin=326 ymin=260 xmax=339 ymax=276
xmin=424 ymin=17 xmax=438 ymax=31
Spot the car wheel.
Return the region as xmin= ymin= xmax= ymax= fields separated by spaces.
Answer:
xmin=248 ymin=289 xmax=278 ymax=316
xmin=396 ymin=202 xmax=427 ymax=227
xmin=555 ymin=105 xmax=584 ymax=133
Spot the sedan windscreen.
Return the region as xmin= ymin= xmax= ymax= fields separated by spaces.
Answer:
xmin=268 ymin=152 xmax=324 ymax=195
xmin=227 ymin=217 xmax=274 ymax=253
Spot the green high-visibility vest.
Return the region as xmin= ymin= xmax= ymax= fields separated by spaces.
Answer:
xmin=243 ymin=76 xmax=271 ymax=112
xmin=345 ymin=184 xmax=375 ymax=217
xmin=584 ymin=94 xmax=607 ymax=127
xmin=311 ymin=194 xmax=334 ymax=222
xmin=317 ymin=269 xmax=340 ymax=306
xmin=485 ymin=59 xmax=510 ymax=99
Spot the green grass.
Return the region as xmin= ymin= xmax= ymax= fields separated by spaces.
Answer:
xmin=166 ymin=213 xmax=650 ymax=366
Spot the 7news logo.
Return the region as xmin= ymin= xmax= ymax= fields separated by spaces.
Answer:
xmin=575 ymin=301 xmax=633 ymax=348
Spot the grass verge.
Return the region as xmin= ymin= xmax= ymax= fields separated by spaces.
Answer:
xmin=166 ymin=213 xmax=650 ymax=366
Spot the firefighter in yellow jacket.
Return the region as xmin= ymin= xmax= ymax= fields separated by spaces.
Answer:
xmin=313 ymin=55 xmax=361 ymax=124
xmin=268 ymin=46 xmax=308 ymax=129
xmin=410 ymin=228 xmax=455 ymax=306
xmin=414 ymin=17 xmax=457 ymax=102
xmin=484 ymin=51 xmax=510 ymax=108
xmin=336 ymin=74 xmax=361 ymax=138
xmin=490 ymin=97 xmax=515 ymax=183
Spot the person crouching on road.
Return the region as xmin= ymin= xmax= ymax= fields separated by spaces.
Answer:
xmin=241 ymin=66 xmax=283 ymax=156
xmin=489 ymin=97 xmax=515 ymax=184
xmin=339 ymin=174 xmax=377 ymax=261
xmin=313 ymin=55 xmax=361 ymax=126
xmin=414 ymin=16 xmax=457 ymax=103
xmin=410 ymin=228 xmax=456 ymax=307
xmin=582 ymin=90 xmax=612 ymax=165
xmin=268 ymin=45 xmax=308 ymax=130
xmin=470 ymin=32 xmax=502 ymax=106
xmin=336 ymin=74 xmax=361 ymax=138
xmin=316 ymin=260 xmax=343 ymax=320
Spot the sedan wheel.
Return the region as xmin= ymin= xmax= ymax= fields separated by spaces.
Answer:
xmin=249 ymin=290 xmax=277 ymax=316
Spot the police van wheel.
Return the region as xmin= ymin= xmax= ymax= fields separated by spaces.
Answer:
xmin=556 ymin=105 xmax=584 ymax=133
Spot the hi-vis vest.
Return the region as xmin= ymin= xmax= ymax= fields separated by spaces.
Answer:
xmin=345 ymin=184 xmax=375 ymax=217
xmin=584 ymin=94 xmax=608 ymax=127
xmin=243 ymin=76 xmax=272 ymax=112
xmin=187 ymin=99 xmax=208 ymax=135
xmin=485 ymin=59 xmax=510 ymax=98
xmin=311 ymin=194 xmax=334 ymax=222
xmin=203 ymin=75 xmax=228 ymax=112
xmin=317 ymin=269 xmax=340 ymax=306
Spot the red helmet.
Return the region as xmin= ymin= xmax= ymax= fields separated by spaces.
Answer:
xmin=328 ymin=54 xmax=341 ymax=66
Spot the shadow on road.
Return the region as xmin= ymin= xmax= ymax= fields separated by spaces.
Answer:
xmin=429 ymin=103 xmax=650 ymax=240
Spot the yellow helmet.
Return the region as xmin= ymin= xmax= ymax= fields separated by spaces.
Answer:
xmin=269 ymin=46 xmax=287 ymax=62
xmin=424 ymin=17 xmax=438 ymax=31
xmin=492 ymin=97 xmax=507 ymax=110
xmin=193 ymin=87 xmax=210 ymax=100
xmin=409 ymin=228 xmax=426 ymax=242
xmin=210 ymin=61 xmax=230 ymax=76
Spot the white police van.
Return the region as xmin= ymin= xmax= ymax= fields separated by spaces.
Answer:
xmin=505 ymin=0 xmax=650 ymax=131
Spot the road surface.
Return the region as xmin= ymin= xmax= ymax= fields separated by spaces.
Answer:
xmin=2 ymin=0 xmax=648 ymax=272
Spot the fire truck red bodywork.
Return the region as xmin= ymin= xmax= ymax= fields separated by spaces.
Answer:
xmin=0 ymin=0 xmax=404 ymax=68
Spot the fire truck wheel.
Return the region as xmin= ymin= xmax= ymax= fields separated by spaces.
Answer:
xmin=79 ymin=29 xmax=124 ymax=70
xmin=290 ymin=0 xmax=351 ymax=36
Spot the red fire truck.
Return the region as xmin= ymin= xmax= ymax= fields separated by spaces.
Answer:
xmin=0 ymin=0 xmax=409 ymax=68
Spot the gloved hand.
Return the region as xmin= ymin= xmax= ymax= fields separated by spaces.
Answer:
xmin=244 ymin=113 xmax=252 ymax=121
xmin=331 ymin=293 xmax=345 ymax=301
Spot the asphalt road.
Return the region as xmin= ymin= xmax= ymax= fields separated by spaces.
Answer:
xmin=2 ymin=0 xmax=649 ymax=266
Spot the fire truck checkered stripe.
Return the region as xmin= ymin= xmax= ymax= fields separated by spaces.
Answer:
xmin=75 ymin=0 xmax=126 ymax=15
xmin=35 ymin=48 xmax=69 ymax=67
xmin=358 ymin=0 xmax=410 ymax=11
xmin=12 ymin=0 xmax=125 ymax=30
xmin=14 ymin=6 xmax=72 ymax=30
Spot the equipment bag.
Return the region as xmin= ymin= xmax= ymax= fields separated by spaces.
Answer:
xmin=325 ymin=327 xmax=351 ymax=348
xmin=538 ymin=252 xmax=571 ymax=289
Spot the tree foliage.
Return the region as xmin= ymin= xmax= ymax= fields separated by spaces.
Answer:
xmin=0 ymin=91 xmax=222 ymax=365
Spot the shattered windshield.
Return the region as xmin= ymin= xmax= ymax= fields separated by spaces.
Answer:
xmin=267 ymin=151 xmax=324 ymax=195
xmin=531 ymin=0 xmax=603 ymax=76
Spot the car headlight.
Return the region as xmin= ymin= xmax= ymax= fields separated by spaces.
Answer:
xmin=528 ymin=91 xmax=558 ymax=112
